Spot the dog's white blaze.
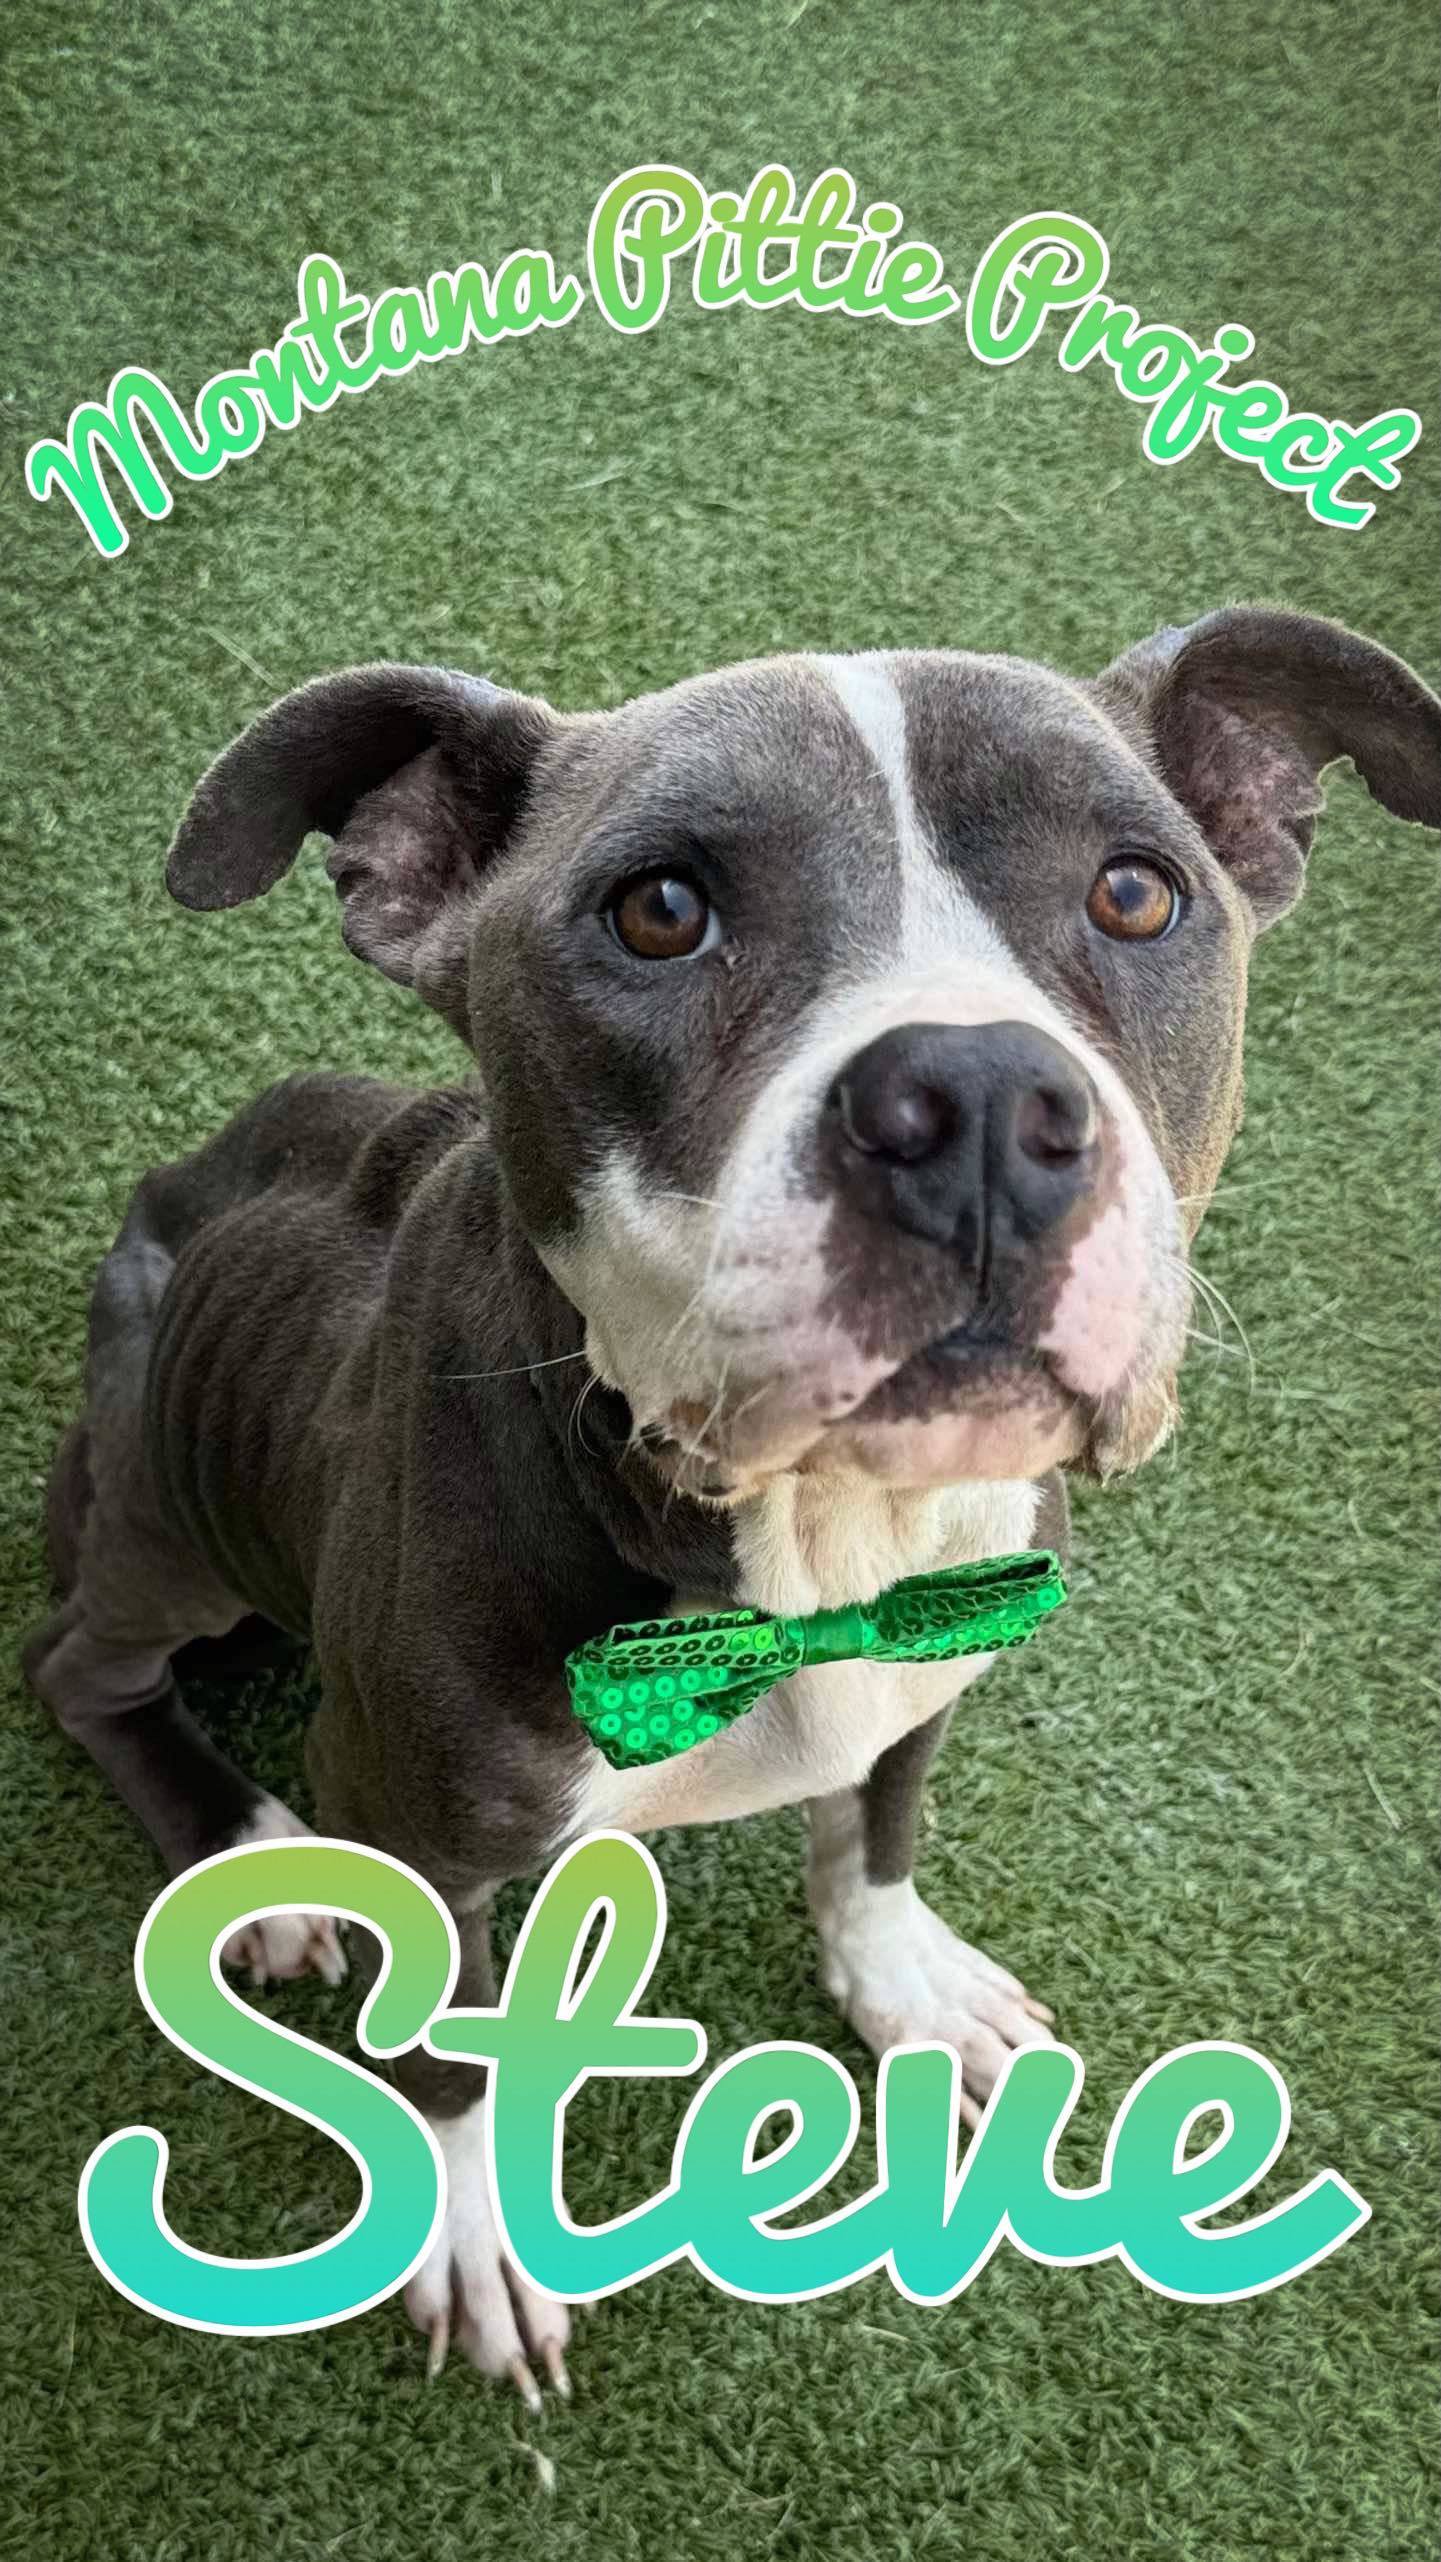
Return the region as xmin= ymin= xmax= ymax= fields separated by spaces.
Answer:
xmin=815 ymin=653 xmax=915 ymax=818
xmin=815 ymin=650 xmax=1023 ymax=981
xmin=815 ymin=653 xmax=925 ymax=859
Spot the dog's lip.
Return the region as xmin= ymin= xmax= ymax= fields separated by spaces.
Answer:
xmin=639 ymin=1416 xmax=743 ymax=1497
xmin=844 ymin=1317 xmax=1069 ymax=1430
xmin=650 ymin=1316 xmax=1073 ymax=1488
xmin=927 ymin=1317 xmax=1023 ymax=1360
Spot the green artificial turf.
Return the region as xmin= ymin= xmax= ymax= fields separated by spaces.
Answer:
xmin=2 ymin=3 xmax=1438 ymax=2554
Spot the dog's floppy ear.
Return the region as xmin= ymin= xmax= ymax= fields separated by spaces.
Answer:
xmin=1094 ymin=607 xmax=1441 ymax=927
xmin=166 ymin=664 xmax=560 ymax=1035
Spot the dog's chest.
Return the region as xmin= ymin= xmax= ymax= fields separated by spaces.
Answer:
xmin=569 ymin=1475 xmax=1038 ymax=1837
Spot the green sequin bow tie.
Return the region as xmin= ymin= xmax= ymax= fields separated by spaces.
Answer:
xmin=565 ymin=1548 xmax=1067 ymax=1771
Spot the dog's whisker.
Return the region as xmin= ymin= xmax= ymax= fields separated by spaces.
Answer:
xmin=442 ymin=1352 xmax=591 ymax=1383
xmin=652 ymin=1207 xmax=744 ymax=1398
xmin=661 ymin=1205 xmax=736 ymax=1359
xmin=726 ymin=1378 xmax=774 ymax=1430
xmin=1167 ymin=1251 xmax=1258 ymax=1391
xmin=1184 ymin=1325 xmax=1243 ymax=1360
xmin=655 ymin=1265 xmax=724 ymax=1374
xmin=1183 ymin=1261 xmax=1248 ymax=1345
xmin=567 ymin=1370 xmax=604 ymax=1460
xmin=695 ymin=1355 xmax=733 ymax=1454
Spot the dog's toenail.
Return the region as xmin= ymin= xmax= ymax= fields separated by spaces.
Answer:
xmin=509 ymin=2355 xmax=543 ymax=2414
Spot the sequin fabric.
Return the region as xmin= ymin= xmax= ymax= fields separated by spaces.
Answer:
xmin=566 ymin=1550 xmax=1068 ymax=1770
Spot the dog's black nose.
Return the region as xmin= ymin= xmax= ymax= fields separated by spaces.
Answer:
xmin=828 ymin=1021 xmax=1098 ymax=1258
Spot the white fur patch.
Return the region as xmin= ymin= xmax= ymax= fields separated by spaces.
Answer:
xmin=806 ymin=1787 xmax=1054 ymax=2101
xmin=220 ymin=1797 xmax=347 ymax=1988
xmin=404 ymin=2095 xmax=570 ymax=2386
xmin=568 ymin=1476 xmax=1036 ymax=1837
xmin=816 ymin=651 xmax=1020 ymax=980
xmin=733 ymin=1471 xmax=1036 ymax=1615
xmin=536 ymin=1151 xmax=721 ymax=1419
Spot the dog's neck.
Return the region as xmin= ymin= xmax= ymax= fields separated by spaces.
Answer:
xmin=503 ymin=1213 xmax=1038 ymax=1617
xmin=501 ymin=1212 xmax=737 ymax=1600
xmin=728 ymin=1473 xmax=1041 ymax=1615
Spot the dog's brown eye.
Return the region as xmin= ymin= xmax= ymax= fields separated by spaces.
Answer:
xmin=1087 ymin=859 xmax=1179 ymax=942
xmin=609 ymin=873 xmax=713 ymax=960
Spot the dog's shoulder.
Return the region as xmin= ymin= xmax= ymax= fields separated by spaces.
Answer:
xmin=339 ymin=1080 xmax=491 ymax=1233
xmin=132 ymin=1072 xmax=475 ymax=1238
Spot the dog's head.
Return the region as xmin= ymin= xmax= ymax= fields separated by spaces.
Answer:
xmin=168 ymin=610 xmax=1441 ymax=1497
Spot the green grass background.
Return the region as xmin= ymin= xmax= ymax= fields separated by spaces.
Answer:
xmin=2 ymin=3 xmax=1437 ymax=2554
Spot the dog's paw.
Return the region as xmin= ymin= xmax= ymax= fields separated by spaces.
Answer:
xmin=221 ymin=1910 xmax=348 ymax=1988
xmin=817 ymin=1882 xmax=1054 ymax=2127
xmin=218 ymin=1797 xmax=348 ymax=1989
xmin=405 ymin=2100 xmax=572 ymax=2408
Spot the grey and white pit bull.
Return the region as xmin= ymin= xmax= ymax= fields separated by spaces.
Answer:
xmin=26 ymin=606 xmax=1441 ymax=2397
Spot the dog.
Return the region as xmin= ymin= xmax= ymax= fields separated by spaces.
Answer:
xmin=26 ymin=605 xmax=1441 ymax=2399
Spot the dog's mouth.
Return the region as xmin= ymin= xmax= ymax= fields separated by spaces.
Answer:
xmin=645 ymin=1314 xmax=1081 ymax=1499
xmin=846 ymin=1314 xmax=1063 ymax=1417
xmin=888 ymin=1313 xmax=1042 ymax=1375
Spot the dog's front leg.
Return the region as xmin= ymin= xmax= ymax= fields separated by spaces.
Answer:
xmin=382 ymin=1902 xmax=572 ymax=2404
xmin=807 ymin=1701 xmax=1055 ymax=2127
xmin=306 ymin=1689 xmax=573 ymax=2399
